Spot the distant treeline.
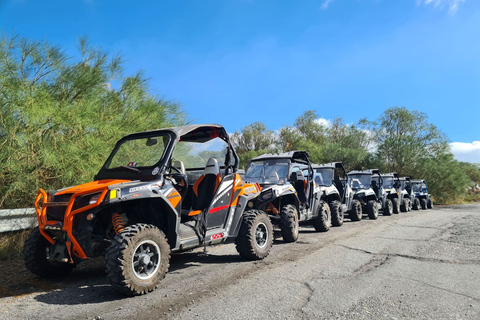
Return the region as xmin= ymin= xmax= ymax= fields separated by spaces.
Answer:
xmin=230 ymin=110 xmax=480 ymax=205
xmin=0 ymin=33 xmax=478 ymax=208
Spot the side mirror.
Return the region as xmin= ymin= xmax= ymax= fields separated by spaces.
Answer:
xmin=146 ymin=138 xmax=157 ymax=146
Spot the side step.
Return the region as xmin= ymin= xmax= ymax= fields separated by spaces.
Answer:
xmin=178 ymin=222 xmax=198 ymax=240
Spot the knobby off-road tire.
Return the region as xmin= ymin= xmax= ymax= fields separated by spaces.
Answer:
xmin=235 ymin=210 xmax=273 ymax=260
xmin=279 ymin=204 xmax=299 ymax=243
xmin=313 ymin=200 xmax=331 ymax=232
xmin=383 ymin=199 xmax=393 ymax=216
xmin=367 ymin=200 xmax=379 ymax=220
xmin=420 ymin=198 xmax=427 ymax=210
xmin=400 ymin=198 xmax=408 ymax=212
xmin=392 ymin=197 xmax=400 ymax=214
xmin=427 ymin=198 xmax=433 ymax=209
xmin=349 ymin=199 xmax=362 ymax=221
xmin=412 ymin=198 xmax=420 ymax=210
xmin=105 ymin=224 xmax=170 ymax=296
xmin=330 ymin=200 xmax=344 ymax=227
xmin=23 ymin=227 xmax=74 ymax=278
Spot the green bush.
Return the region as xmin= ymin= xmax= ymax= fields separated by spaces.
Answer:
xmin=0 ymin=34 xmax=187 ymax=209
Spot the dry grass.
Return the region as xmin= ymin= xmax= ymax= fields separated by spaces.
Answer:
xmin=0 ymin=230 xmax=31 ymax=260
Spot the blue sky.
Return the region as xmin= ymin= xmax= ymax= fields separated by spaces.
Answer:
xmin=0 ymin=0 xmax=478 ymax=162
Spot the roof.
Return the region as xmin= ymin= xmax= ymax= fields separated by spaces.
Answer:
xmin=312 ymin=162 xmax=344 ymax=169
xmin=120 ymin=124 xmax=230 ymax=143
xmin=348 ymin=169 xmax=380 ymax=175
xmin=249 ymin=151 xmax=310 ymax=162
xmin=380 ymin=172 xmax=398 ymax=178
xmin=410 ymin=179 xmax=426 ymax=183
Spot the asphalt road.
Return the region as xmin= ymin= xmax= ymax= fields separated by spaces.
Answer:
xmin=1 ymin=203 xmax=479 ymax=320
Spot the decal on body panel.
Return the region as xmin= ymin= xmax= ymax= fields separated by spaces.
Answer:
xmin=211 ymin=180 xmax=233 ymax=206
xmin=129 ymin=185 xmax=151 ymax=193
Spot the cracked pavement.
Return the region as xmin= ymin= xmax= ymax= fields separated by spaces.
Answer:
xmin=1 ymin=203 xmax=479 ymax=319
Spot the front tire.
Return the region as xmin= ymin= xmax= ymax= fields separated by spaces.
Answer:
xmin=279 ymin=204 xmax=299 ymax=243
xmin=383 ymin=199 xmax=393 ymax=216
xmin=349 ymin=200 xmax=362 ymax=221
xmin=105 ymin=224 xmax=170 ymax=296
xmin=400 ymin=198 xmax=408 ymax=212
xmin=312 ymin=201 xmax=331 ymax=232
xmin=330 ymin=201 xmax=344 ymax=227
xmin=23 ymin=227 xmax=74 ymax=278
xmin=392 ymin=197 xmax=400 ymax=214
xmin=427 ymin=198 xmax=433 ymax=209
xmin=420 ymin=198 xmax=427 ymax=210
xmin=235 ymin=210 xmax=273 ymax=260
xmin=367 ymin=200 xmax=378 ymax=220
xmin=412 ymin=198 xmax=420 ymax=210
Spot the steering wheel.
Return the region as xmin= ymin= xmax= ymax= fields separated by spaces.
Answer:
xmin=166 ymin=166 xmax=188 ymax=194
xmin=167 ymin=165 xmax=183 ymax=175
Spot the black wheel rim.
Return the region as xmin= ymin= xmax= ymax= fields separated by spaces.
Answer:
xmin=132 ymin=240 xmax=161 ymax=280
xmin=255 ymin=222 xmax=268 ymax=248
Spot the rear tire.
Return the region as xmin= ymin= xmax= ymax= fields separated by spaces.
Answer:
xmin=392 ymin=197 xmax=400 ymax=214
xmin=23 ymin=227 xmax=74 ymax=278
xmin=412 ymin=198 xmax=420 ymax=210
xmin=367 ymin=200 xmax=378 ymax=220
xmin=312 ymin=201 xmax=331 ymax=232
xmin=105 ymin=224 xmax=170 ymax=296
xmin=383 ymin=199 xmax=393 ymax=216
xmin=279 ymin=204 xmax=299 ymax=243
xmin=427 ymin=198 xmax=433 ymax=209
xmin=235 ymin=210 xmax=273 ymax=260
xmin=330 ymin=201 xmax=344 ymax=227
xmin=420 ymin=198 xmax=427 ymax=210
xmin=349 ymin=200 xmax=362 ymax=221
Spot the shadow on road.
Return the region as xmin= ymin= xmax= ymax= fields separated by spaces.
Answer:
xmin=3 ymin=239 xmax=282 ymax=303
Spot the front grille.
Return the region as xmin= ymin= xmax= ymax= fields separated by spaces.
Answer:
xmin=46 ymin=193 xmax=72 ymax=221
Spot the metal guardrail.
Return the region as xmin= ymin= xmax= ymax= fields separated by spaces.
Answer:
xmin=0 ymin=208 xmax=37 ymax=233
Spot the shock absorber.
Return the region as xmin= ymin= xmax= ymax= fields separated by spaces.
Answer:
xmin=111 ymin=213 xmax=125 ymax=234
xmin=268 ymin=202 xmax=279 ymax=214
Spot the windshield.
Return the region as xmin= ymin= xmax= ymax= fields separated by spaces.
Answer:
xmin=401 ymin=180 xmax=407 ymax=190
xmin=107 ymin=135 xmax=169 ymax=169
xmin=383 ymin=177 xmax=394 ymax=188
xmin=313 ymin=168 xmax=334 ymax=186
xmin=172 ymin=138 xmax=227 ymax=170
xmin=348 ymin=174 xmax=371 ymax=189
xmin=245 ymin=159 xmax=290 ymax=184
xmin=412 ymin=182 xmax=424 ymax=193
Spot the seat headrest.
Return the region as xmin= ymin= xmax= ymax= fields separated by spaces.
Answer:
xmin=290 ymin=170 xmax=304 ymax=182
xmin=204 ymin=158 xmax=220 ymax=176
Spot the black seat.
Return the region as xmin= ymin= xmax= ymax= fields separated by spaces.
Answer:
xmin=334 ymin=175 xmax=344 ymax=201
xmin=371 ymin=180 xmax=379 ymax=198
xmin=290 ymin=170 xmax=307 ymax=204
xmin=191 ymin=158 xmax=221 ymax=211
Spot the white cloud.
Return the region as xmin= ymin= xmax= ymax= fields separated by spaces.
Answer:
xmin=315 ymin=117 xmax=332 ymax=127
xmin=450 ymin=141 xmax=480 ymax=163
xmin=416 ymin=0 xmax=466 ymax=15
xmin=320 ymin=0 xmax=333 ymax=10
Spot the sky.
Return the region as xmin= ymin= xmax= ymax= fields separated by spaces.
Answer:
xmin=0 ymin=0 xmax=478 ymax=162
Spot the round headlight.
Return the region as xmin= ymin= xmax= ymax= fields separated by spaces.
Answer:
xmin=89 ymin=193 xmax=101 ymax=204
